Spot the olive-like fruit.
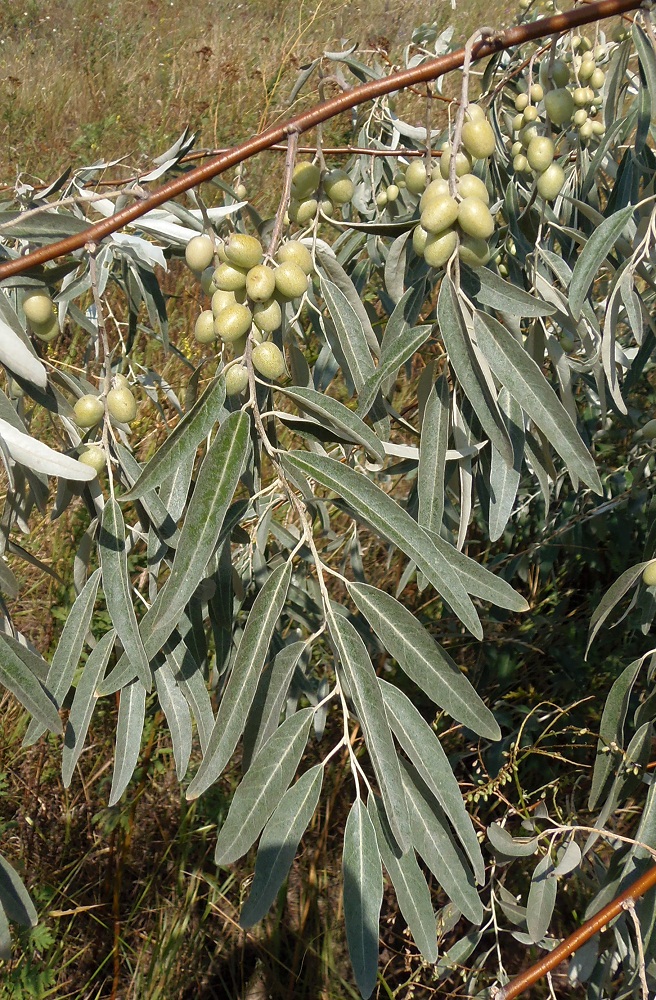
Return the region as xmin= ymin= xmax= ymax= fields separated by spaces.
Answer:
xmin=323 ymin=169 xmax=355 ymax=205
xmin=224 ymin=233 xmax=263 ymax=270
xmin=386 ymin=184 xmax=399 ymax=202
xmin=289 ymin=199 xmax=318 ymax=225
xmin=214 ymin=303 xmax=253 ymax=343
xmin=540 ymin=57 xmax=570 ymax=88
xmin=292 ymin=162 xmax=321 ymax=199
xmin=572 ymin=87 xmax=589 ymax=107
xmin=23 ymin=291 xmax=54 ymax=326
xmin=412 ymin=225 xmax=429 ymax=257
xmin=461 ymin=118 xmax=496 ymax=159
xmin=530 ymin=83 xmax=544 ymax=102
xmin=439 ymin=147 xmax=473 ymax=179
xmin=107 ymin=386 xmax=137 ymax=423
xmin=638 ymin=418 xmax=656 ymax=440
xmin=527 ymin=135 xmax=555 ymax=171
xmin=578 ymin=57 xmax=596 ymax=82
xmin=252 ymin=342 xmax=286 ymax=380
xmin=319 ymin=198 xmax=334 ymax=217
xmin=185 ymin=235 xmax=214 ymax=273
xmin=464 ymin=104 xmax=486 ymax=122
xmin=536 ymin=162 xmax=565 ymax=199
xmin=78 ymin=445 xmax=106 ymax=474
xmin=420 ymin=178 xmax=450 ymax=211
xmin=213 ymin=262 xmax=248 ymax=292
xmin=643 ymin=561 xmax=656 ymax=587
xmin=113 ymin=373 xmax=131 ymax=391
xmin=423 ymin=228 xmax=458 ymax=268
xmin=523 ymin=105 xmax=539 ymax=123
xmin=194 ymin=310 xmax=217 ymax=344
xmin=276 ymin=240 xmax=313 ymax=275
xmin=235 ymin=183 xmax=248 ymax=200
xmin=513 ymin=113 xmax=526 ymax=133
xmin=246 ymin=265 xmax=276 ymax=302
xmin=515 ymin=93 xmax=529 ymax=112
xmin=225 ymin=364 xmax=249 ymax=396
xmin=591 ymin=120 xmax=605 ymax=136
xmin=573 ymin=108 xmax=588 ymax=126
xmin=458 ymin=196 xmax=495 ymax=239
xmin=421 ymin=195 xmax=459 ymax=235
xmin=201 ymin=266 xmax=219 ymax=296
xmin=275 ymin=261 xmax=309 ymax=300
xmin=74 ymin=394 xmax=105 ymax=428
xmin=520 ymin=124 xmax=540 ymax=147
xmin=578 ymin=120 xmax=594 ymax=141
xmin=589 ymin=68 xmax=605 ymax=90
xmin=376 ymin=191 xmax=388 ymax=209
xmin=544 ymin=87 xmax=575 ymax=125
xmin=511 ymin=140 xmax=524 ymax=157
xmin=513 ymin=153 xmax=530 ymax=173
xmin=253 ymin=297 xmax=282 ymax=333
xmin=458 ymin=235 xmax=491 ymax=268
xmin=457 ymin=173 xmax=490 ymax=205
xmin=405 ymin=160 xmax=427 ymax=194
xmin=211 ymin=289 xmax=238 ymax=316
xmin=31 ymin=317 xmax=60 ymax=342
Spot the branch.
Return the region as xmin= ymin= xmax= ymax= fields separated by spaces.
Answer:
xmin=0 ymin=0 xmax=642 ymax=281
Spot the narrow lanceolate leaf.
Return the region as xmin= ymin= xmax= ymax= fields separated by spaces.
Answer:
xmin=99 ymin=499 xmax=151 ymax=691
xmin=359 ymin=325 xmax=432 ymax=416
xmin=349 ymin=583 xmax=499 ymax=739
xmin=381 ymin=680 xmax=484 ymax=884
xmin=240 ymin=765 xmax=324 ymax=927
xmin=401 ymin=760 xmax=483 ymax=925
xmin=108 ymin=678 xmax=146 ymax=806
xmin=23 ymin=569 xmax=101 ymax=747
xmin=463 ymin=266 xmax=556 ymax=317
xmin=154 ymin=660 xmax=192 ymax=781
xmin=279 ymin=386 xmax=384 ymax=463
xmin=586 ymin=563 xmax=650 ymax=657
xmin=426 ymin=529 xmax=529 ymax=613
xmin=315 ymin=245 xmax=380 ymax=357
xmin=320 ymin=276 xmax=376 ymax=395
xmin=589 ymin=658 xmax=642 ymax=810
xmin=526 ymin=854 xmax=557 ymax=943
xmin=0 ymin=853 xmax=37 ymax=927
xmin=122 ymin=374 xmax=226 ymax=498
xmin=473 ymin=312 xmax=602 ymax=493
xmin=186 ymin=561 xmax=293 ymax=800
xmin=343 ymin=799 xmax=383 ymax=1000
xmin=165 ymin=635 xmax=214 ymax=756
xmin=0 ymin=313 xmax=47 ymax=388
xmin=283 ymin=452 xmax=482 ymax=638
xmin=0 ymin=904 xmax=9 ymax=961
xmin=0 ymin=417 xmax=95 ymax=481
xmin=569 ymin=206 xmax=634 ymax=320
xmin=214 ymin=709 xmax=313 ymax=866
xmin=368 ymin=795 xmax=438 ymax=963
xmin=330 ymin=614 xmax=411 ymax=853
xmin=242 ymin=641 xmax=306 ymax=771
xmin=62 ymin=629 xmax=116 ymax=787
xmin=438 ymin=279 xmax=513 ymax=467
xmin=0 ymin=634 xmax=62 ymax=735
xmin=418 ymin=374 xmax=449 ymax=536
xmin=489 ymin=389 xmax=525 ymax=542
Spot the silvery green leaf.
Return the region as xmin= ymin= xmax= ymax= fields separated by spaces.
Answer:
xmin=473 ymin=312 xmax=602 ymax=493
xmin=242 ymin=641 xmax=306 ymax=771
xmin=526 ymin=853 xmax=557 ymax=944
xmin=154 ymin=660 xmax=192 ymax=780
xmin=111 ymin=233 xmax=167 ymax=270
xmin=108 ymin=678 xmax=146 ymax=807
xmin=23 ymin=569 xmax=101 ymax=747
xmin=589 ymin=658 xmax=642 ymax=810
xmin=330 ymin=614 xmax=411 ymax=853
xmin=0 ymin=212 xmax=89 ymax=240
xmin=487 ymin=823 xmax=539 ymax=858
xmin=278 ymin=386 xmax=384 ymax=463
xmin=426 ymin=529 xmax=528 ymax=612
xmin=122 ymin=374 xmax=226 ymax=499
xmin=488 ymin=389 xmax=524 ymax=542
xmin=320 ymin=276 xmax=376 ymax=396
xmin=0 ymin=417 xmax=95 ymax=481
xmin=0 ymin=633 xmax=61 ymax=735
xmin=0 ymin=904 xmax=9 ymax=961
xmin=99 ymin=499 xmax=151 ymax=691
xmin=343 ymin=799 xmax=383 ymax=1000
xmin=552 ymin=838 xmax=582 ymax=877
xmin=186 ymin=560 xmax=292 ymax=800
xmin=214 ymin=708 xmax=313 ymax=866
xmin=348 ymin=582 xmax=500 ymax=739
xmin=586 ymin=563 xmax=650 ymax=656
xmin=62 ymin=629 xmax=116 ymax=787
xmin=368 ymin=794 xmax=438 ymax=963
xmin=0 ymin=853 xmax=37 ymax=928
xmin=239 ymin=764 xmax=323 ymax=928
xmin=115 ymin=445 xmax=179 ymax=548
xmin=359 ymin=325 xmax=432 ymax=416
xmin=282 ymin=452 xmax=481 ymax=638
xmin=462 ymin=266 xmax=556 ymax=317
xmin=381 ymin=680 xmax=484 ymax=884
xmin=0 ymin=632 xmax=48 ymax=683
xmin=165 ymin=635 xmax=214 ymax=755
xmin=418 ymin=374 xmax=449 ymax=537
xmin=315 ymin=245 xmax=379 ymax=356
xmin=384 ymin=230 xmax=411 ymax=304
xmin=569 ymin=206 xmax=634 ymax=320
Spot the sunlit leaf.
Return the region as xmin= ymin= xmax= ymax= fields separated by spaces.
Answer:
xmin=62 ymin=629 xmax=116 ymax=787
xmin=108 ymin=678 xmax=146 ymax=806
xmin=154 ymin=660 xmax=192 ymax=781
xmin=343 ymin=799 xmax=383 ymax=1000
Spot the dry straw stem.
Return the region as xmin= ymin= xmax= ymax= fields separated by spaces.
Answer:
xmin=495 ymin=862 xmax=656 ymax=1000
xmin=0 ymin=0 xmax=642 ymax=281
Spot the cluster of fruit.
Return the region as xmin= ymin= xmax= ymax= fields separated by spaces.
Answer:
xmin=406 ymin=105 xmax=497 ymax=270
xmin=22 ymin=289 xmax=60 ymax=343
xmin=287 ymin=161 xmax=355 ymax=225
xmin=187 ymin=232 xmax=314 ymax=394
xmin=73 ymin=376 xmax=138 ymax=472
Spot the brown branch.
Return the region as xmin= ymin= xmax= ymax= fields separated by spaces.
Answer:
xmin=495 ymin=863 xmax=656 ymax=1000
xmin=0 ymin=0 xmax=641 ymax=281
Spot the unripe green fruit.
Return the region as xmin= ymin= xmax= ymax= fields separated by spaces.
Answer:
xmin=113 ymin=373 xmax=131 ymax=391
xmin=638 ymin=419 xmax=656 ymax=440
xmin=458 ymin=196 xmax=495 ymax=239
xmin=107 ymin=386 xmax=137 ymax=423
xmin=520 ymin=124 xmax=540 ymax=147
xmin=513 ymin=113 xmax=525 ymax=133
xmin=405 ymin=160 xmax=427 ymax=194
xmin=594 ymin=45 xmax=607 ymax=62
xmin=213 ymin=262 xmax=248 ymax=291
xmin=31 ymin=317 xmax=60 ymax=342
xmin=578 ymin=57 xmax=596 ymax=82
xmin=544 ymin=87 xmax=574 ymax=125
xmin=573 ymin=108 xmax=588 ymax=126
xmin=235 ymin=183 xmax=248 ymax=200
xmin=430 ymin=164 xmax=444 ymax=181
xmin=319 ymin=198 xmax=334 ymax=217
xmin=511 ymin=140 xmax=524 ymax=157
xmin=225 ymin=364 xmax=249 ymax=396
xmin=540 ymin=58 xmax=570 ymax=88
xmin=530 ymin=83 xmax=544 ymax=102
xmin=252 ymin=342 xmax=285 ymax=380
xmin=275 ymin=261 xmax=309 ymax=300
xmin=78 ymin=445 xmax=106 ymax=474
xmin=589 ymin=67 xmax=605 ymax=90
xmin=523 ymin=105 xmax=539 ymax=123
xmin=420 ymin=178 xmax=450 ymax=211
xmin=515 ymin=93 xmax=529 ymax=112
xmin=412 ymin=225 xmax=429 ymax=256
xmin=323 ymin=169 xmax=355 ymax=206
xmin=386 ymin=184 xmax=399 ymax=202
xmin=214 ymin=303 xmax=253 ymax=343
xmin=275 ymin=240 xmax=313 ymax=275
xmin=224 ymin=233 xmax=263 ymax=269
xmin=572 ymin=87 xmax=589 ymax=107
xmin=464 ymin=103 xmax=486 ymax=122
xmin=393 ymin=170 xmax=406 ymax=187
xmin=292 ymin=162 xmax=321 ymax=199
xmin=457 ymin=235 xmax=491 ymax=268
xmin=194 ymin=310 xmax=217 ymax=344
xmin=211 ymin=289 xmax=238 ymax=316
xmin=201 ymin=266 xmax=219 ymax=296
xmin=461 ymin=118 xmax=496 ymax=159
xmin=643 ymin=561 xmax=656 ymax=587
xmin=578 ymin=120 xmax=594 ymax=140
xmin=376 ymin=191 xmax=388 ymax=209
xmin=23 ymin=291 xmax=54 ymax=326
xmin=536 ymin=162 xmax=565 ymax=199
xmin=246 ymin=265 xmax=276 ymax=302
xmin=185 ymin=235 xmax=214 ymax=273
xmin=457 ymin=173 xmax=490 ymax=205
xmin=580 ymin=36 xmax=593 ymax=52
xmin=527 ymin=135 xmax=555 ymax=171
xmin=591 ymin=120 xmax=605 ymax=136
xmin=253 ymin=297 xmax=282 ymax=333
xmin=74 ymin=394 xmax=105 ymax=428
xmin=423 ymin=228 xmax=458 ymax=268
xmin=440 ymin=147 xmax=473 ymax=179
xmin=289 ymin=198 xmax=318 ymax=225
xmin=421 ymin=195 xmax=459 ymax=235
xmin=513 ymin=153 xmax=530 ymax=173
